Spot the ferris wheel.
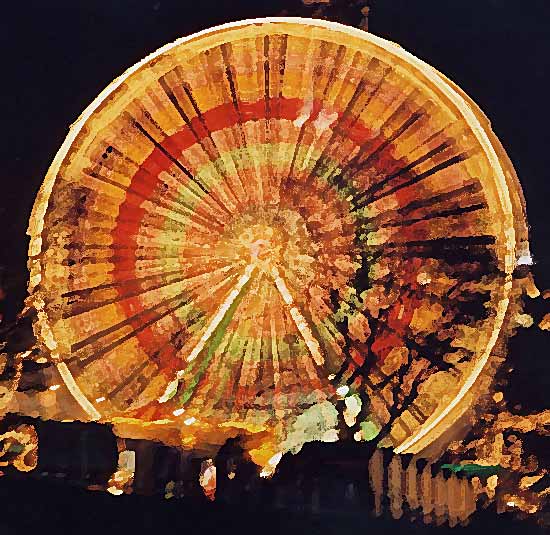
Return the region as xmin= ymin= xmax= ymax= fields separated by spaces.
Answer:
xmin=26 ymin=18 xmax=529 ymax=465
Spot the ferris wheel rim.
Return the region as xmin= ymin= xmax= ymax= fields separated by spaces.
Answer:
xmin=26 ymin=17 xmax=521 ymax=453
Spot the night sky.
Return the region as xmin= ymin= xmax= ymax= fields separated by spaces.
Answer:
xmin=1 ymin=1 xmax=549 ymax=532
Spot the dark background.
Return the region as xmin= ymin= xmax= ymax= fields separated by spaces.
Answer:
xmin=0 ymin=1 xmax=549 ymax=533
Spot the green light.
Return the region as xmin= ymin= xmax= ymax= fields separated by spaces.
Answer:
xmin=360 ymin=419 xmax=380 ymax=441
xmin=441 ymin=464 xmax=501 ymax=477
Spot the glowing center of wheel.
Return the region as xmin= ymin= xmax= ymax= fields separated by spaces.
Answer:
xmin=244 ymin=225 xmax=281 ymax=273
xmin=223 ymin=207 xmax=318 ymax=287
xmin=250 ymin=237 xmax=271 ymax=262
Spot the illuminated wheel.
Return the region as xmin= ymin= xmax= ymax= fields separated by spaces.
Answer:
xmin=27 ymin=18 xmax=528 ymax=459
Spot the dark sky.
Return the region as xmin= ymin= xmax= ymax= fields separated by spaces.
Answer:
xmin=2 ymin=0 xmax=550 ymax=408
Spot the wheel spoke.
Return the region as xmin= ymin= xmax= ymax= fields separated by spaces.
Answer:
xmin=157 ymin=263 xmax=256 ymax=403
xmin=270 ymin=266 xmax=324 ymax=367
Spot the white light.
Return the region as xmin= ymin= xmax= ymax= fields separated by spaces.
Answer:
xmin=172 ymin=408 xmax=185 ymax=417
xmin=507 ymin=501 xmax=516 ymax=507
xmin=261 ymin=452 xmax=283 ymax=478
xmin=344 ymin=395 xmax=362 ymax=427
xmin=184 ymin=417 xmax=196 ymax=426
xmin=158 ymin=378 xmax=179 ymax=404
xmin=336 ymin=385 xmax=349 ymax=397
xmin=517 ymin=254 xmax=533 ymax=266
xmin=107 ymin=486 xmax=123 ymax=496
xmin=271 ymin=266 xmax=324 ymax=366
xmin=95 ymin=397 xmax=106 ymax=403
xmin=268 ymin=452 xmax=283 ymax=467
xmin=49 ymin=384 xmax=60 ymax=391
